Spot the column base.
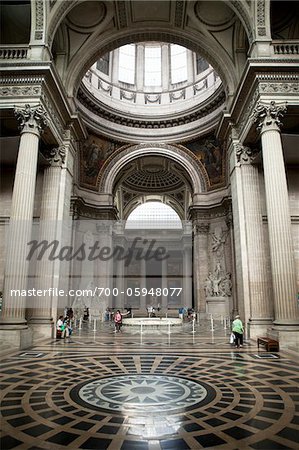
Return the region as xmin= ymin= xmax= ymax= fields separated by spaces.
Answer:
xmin=30 ymin=321 xmax=54 ymax=342
xmin=248 ymin=318 xmax=273 ymax=339
xmin=0 ymin=328 xmax=33 ymax=352
xmin=268 ymin=326 xmax=299 ymax=349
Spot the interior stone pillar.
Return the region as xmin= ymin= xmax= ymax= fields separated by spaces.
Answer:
xmin=0 ymin=104 xmax=47 ymax=348
xmin=253 ymin=101 xmax=299 ymax=345
xmin=29 ymin=147 xmax=66 ymax=339
xmin=229 ymin=134 xmax=251 ymax=327
xmin=236 ymin=144 xmax=273 ymax=338
xmin=193 ymin=222 xmax=210 ymax=314
xmin=183 ymin=243 xmax=192 ymax=308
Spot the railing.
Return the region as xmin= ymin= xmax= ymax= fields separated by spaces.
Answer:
xmin=0 ymin=46 xmax=28 ymax=59
xmin=273 ymin=41 xmax=299 ymax=55
xmin=84 ymin=67 xmax=221 ymax=107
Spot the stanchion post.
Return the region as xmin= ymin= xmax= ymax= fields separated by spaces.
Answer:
xmin=79 ymin=317 xmax=82 ymax=330
xmin=210 ymin=314 xmax=214 ymax=332
xmin=93 ymin=319 xmax=97 ymax=332
xmin=192 ymin=318 xmax=196 ymax=334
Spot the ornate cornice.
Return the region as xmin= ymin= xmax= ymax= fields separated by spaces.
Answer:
xmin=14 ymin=104 xmax=48 ymax=136
xmin=252 ymin=101 xmax=287 ymax=133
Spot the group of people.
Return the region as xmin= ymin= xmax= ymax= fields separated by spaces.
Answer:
xmin=56 ymin=315 xmax=73 ymax=339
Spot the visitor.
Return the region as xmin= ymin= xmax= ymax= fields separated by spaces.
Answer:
xmin=232 ymin=315 xmax=244 ymax=348
xmin=56 ymin=315 xmax=69 ymax=339
xmin=114 ymin=310 xmax=123 ymax=333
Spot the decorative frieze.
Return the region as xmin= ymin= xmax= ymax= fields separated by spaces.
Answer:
xmin=259 ymin=82 xmax=299 ymax=94
xmin=0 ymin=86 xmax=41 ymax=97
xmin=14 ymin=104 xmax=48 ymax=135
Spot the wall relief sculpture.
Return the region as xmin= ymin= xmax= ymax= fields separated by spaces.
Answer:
xmin=204 ymin=264 xmax=232 ymax=298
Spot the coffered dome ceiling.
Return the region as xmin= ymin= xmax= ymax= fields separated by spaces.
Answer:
xmin=114 ymin=156 xmax=190 ymax=194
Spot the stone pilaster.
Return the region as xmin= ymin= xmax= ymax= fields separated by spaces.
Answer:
xmin=29 ymin=147 xmax=66 ymax=339
xmin=252 ymin=101 xmax=299 ymax=346
xmin=0 ymin=104 xmax=47 ymax=348
xmin=236 ymin=144 xmax=273 ymax=338
xmin=193 ymin=222 xmax=210 ymax=313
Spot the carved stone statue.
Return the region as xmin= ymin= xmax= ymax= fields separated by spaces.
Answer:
xmin=205 ymin=265 xmax=232 ymax=297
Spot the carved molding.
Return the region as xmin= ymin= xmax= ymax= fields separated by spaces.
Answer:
xmin=175 ymin=1 xmax=185 ymax=27
xmin=14 ymin=104 xmax=48 ymax=135
xmin=257 ymin=0 xmax=266 ymax=36
xmin=35 ymin=0 xmax=44 ymax=40
xmin=259 ymin=82 xmax=299 ymax=94
xmin=117 ymin=1 xmax=128 ymax=28
xmin=252 ymin=101 xmax=287 ymax=132
xmin=41 ymin=89 xmax=64 ymax=136
xmin=0 ymin=86 xmax=41 ymax=97
xmin=236 ymin=87 xmax=259 ymax=136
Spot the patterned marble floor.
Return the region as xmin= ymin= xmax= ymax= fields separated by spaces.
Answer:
xmin=1 ymin=321 xmax=299 ymax=450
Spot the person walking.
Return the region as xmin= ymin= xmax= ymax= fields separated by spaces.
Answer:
xmin=232 ymin=315 xmax=244 ymax=348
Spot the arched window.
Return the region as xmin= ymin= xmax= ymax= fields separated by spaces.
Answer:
xmin=144 ymin=46 xmax=162 ymax=86
xmin=170 ymin=44 xmax=187 ymax=84
xmin=126 ymin=202 xmax=182 ymax=229
xmin=118 ymin=44 xmax=136 ymax=84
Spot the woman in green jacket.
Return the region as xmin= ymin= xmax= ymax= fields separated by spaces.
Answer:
xmin=232 ymin=315 xmax=244 ymax=348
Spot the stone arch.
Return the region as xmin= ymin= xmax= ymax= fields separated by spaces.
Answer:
xmin=47 ymin=1 xmax=252 ymax=98
xmin=66 ymin=28 xmax=236 ymax=99
xmin=97 ymin=143 xmax=208 ymax=196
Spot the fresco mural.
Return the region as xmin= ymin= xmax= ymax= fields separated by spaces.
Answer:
xmin=184 ymin=134 xmax=225 ymax=188
xmin=80 ymin=134 xmax=123 ymax=189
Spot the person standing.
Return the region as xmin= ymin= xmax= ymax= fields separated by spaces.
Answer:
xmin=232 ymin=315 xmax=244 ymax=348
xmin=114 ymin=310 xmax=123 ymax=333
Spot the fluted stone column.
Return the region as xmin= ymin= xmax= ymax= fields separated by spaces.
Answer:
xmin=29 ymin=147 xmax=66 ymax=338
xmin=236 ymin=144 xmax=273 ymax=337
xmin=0 ymin=105 xmax=47 ymax=347
xmin=253 ymin=101 xmax=299 ymax=342
xmin=193 ymin=222 xmax=210 ymax=314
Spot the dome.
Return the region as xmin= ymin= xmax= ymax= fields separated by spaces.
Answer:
xmin=78 ymin=42 xmax=225 ymax=142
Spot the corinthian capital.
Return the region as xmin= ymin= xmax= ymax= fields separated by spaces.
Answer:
xmin=235 ymin=144 xmax=259 ymax=164
xmin=252 ymin=101 xmax=287 ymax=133
xmin=44 ymin=146 xmax=66 ymax=167
xmin=14 ymin=104 xmax=48 ymax=136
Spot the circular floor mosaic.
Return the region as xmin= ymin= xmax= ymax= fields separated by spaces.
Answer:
xmin=72 ymin=374 xmax=215 ymax=414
